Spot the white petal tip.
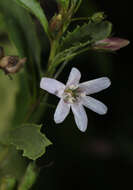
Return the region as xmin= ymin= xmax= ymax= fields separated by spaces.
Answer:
xmin=54 ymin=118 xmax=62 ymax=124
xmin=71 ymin=67 xmax=80 ymax=73
xmin=98 ymin=106 xmax=108 ymax=115
xmin=54 ymin=113 xmax=64 ymax=124
xmin=102 ymin=77 xmax=111 ymax=88
xmin=54 ymin=115 xmax=63 ymax=124
xmin=40 ymin=78 xmax=45 ymax=90
xmin=79 ymin=127 xmax=87 ymax=132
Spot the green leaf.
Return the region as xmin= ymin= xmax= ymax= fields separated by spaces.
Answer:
xmin=10 ymin=124 xmax=52 ymax=160
xmin=60 ymin=21 xmax=112 ymax=51
xmin=48 ymin=20 xmax=112 ymax=70
xmin=15 ymin=0 xmax=49 ymax=38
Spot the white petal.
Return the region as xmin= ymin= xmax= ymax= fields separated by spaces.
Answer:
xmin=82 ymin=96 xmax=107 ymax=115
xmin=79 ymin=77 xmax=111 ymax=95
xmin=66 ymin=67 xmax=81 ymax=86
xmin=40 ymin=77 xmax=65 ymax=97
xmin=71 ymin=103 xmax=88 ymax=132
xmin=54 ymin=99 xmax=70 ymax=123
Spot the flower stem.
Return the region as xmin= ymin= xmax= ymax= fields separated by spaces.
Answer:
xmin=71 ymin=17 xmax=90 ymax=22
xmin=47 ymin=40 xmax=59 ymax=76
xmin=18 ymin=162 xmax=38 ymax=190
xmin=54 ymin=60 xmax=68 ymax=79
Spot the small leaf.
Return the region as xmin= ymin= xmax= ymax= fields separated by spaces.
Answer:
xmin=60 ymin=21 xmax=112 ymax=51
xmin=52 ymin=40 xmax=91 ymax=68
xmin=10 ymin=124 xmax=52 ymax=160
xmin=48 ymin=20 xmax=112 ymax=70
xmin=15 ymin=0 xmax=49 ymax=38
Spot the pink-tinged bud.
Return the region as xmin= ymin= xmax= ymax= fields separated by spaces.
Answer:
xmin=49 ymin=14 xmax=62 ymax=34
xmin=93 ymin=37 xmax=130 ymax=51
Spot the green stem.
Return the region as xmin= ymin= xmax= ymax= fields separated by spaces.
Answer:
xmin=71 ymin=17 xmax=89 ymax=22
xmin=47 ymin=40 xmax=59 ymax=76
xmin=54 ymin=60 xmax=68 ymax=79
xmin=18 ymin=163 xmax=38 ymax=190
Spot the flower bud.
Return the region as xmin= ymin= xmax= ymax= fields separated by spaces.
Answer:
xmin=91 ymin=12 xmax=105 ymax=23
xmin=49 ymin=14 xmax=62 ymax=35
xmin=0 ymin=56 xmax=26 ymax=74
xmin=50 ymin=14 xmax=62 ymax=31
xmin=93 ymin=37 xmax=130 ymax=51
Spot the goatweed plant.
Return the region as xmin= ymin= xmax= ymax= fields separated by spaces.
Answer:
xmin=0 ymin=0 xmax=129 ymax=189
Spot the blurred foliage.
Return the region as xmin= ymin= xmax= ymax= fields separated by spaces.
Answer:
xmin=0 ymin=40 xmax=18 ymax=140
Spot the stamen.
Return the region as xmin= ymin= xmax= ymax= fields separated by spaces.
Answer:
xmin=63 ymin=85 xmax=85 ymax=104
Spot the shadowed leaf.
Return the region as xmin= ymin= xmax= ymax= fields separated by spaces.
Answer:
xmin=10 ymin=124 xmax=52 ymax=160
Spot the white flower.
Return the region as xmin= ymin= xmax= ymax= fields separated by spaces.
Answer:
xmin=40 ymin=68 xmax=111 ymax=132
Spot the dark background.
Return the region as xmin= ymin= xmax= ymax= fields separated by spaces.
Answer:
xmin=34 ymin=0 xmax=133 ymax=189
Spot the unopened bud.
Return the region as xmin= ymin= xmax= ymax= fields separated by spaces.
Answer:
xmin=0 ymin=56 xmax=26 ymax=74
xmin=91 ymin=12 xmax=105 ymax=23
xmin=49 ymin=14 xmax=62 ymax=34
xmin=93 ymin=37 xmax=130 ymax=51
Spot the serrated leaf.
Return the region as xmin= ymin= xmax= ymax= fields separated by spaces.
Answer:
xmin=10 ymin=124 xmax=52 ymax=160
xmin=48 ymin=20 xmax=112 ymax=70
xmin=60 ymin=21 xmax=112 ymax=51
xmin=15 ymin=0 xmax=49 ymax=38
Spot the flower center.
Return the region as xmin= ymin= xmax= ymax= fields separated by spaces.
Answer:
xmin=63 ymin=85 xmax=85 ymax=104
